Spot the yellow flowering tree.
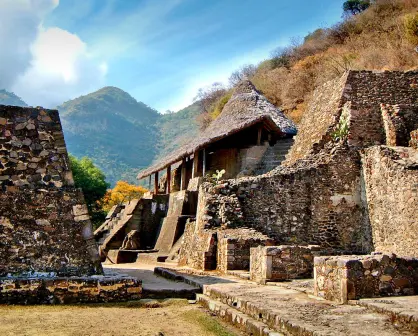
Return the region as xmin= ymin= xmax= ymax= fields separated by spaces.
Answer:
xmin=101 ymin=181 xmax=148 ymax=212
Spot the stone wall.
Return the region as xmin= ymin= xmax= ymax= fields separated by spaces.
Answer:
xmin=345 ymin=71 xmax=417 ymax=148
xmin=216 ymin=229 xmax=272 ymax=273
xmin=361 ymin=146 xmax=418 ymax=257
xmin=285 ymin=71 xmax=418 ymax=165
xmin=178 ymin=220 xmax=217 ymax=270
xmin=284 ymin=73 xmax=349 ymax=165
xmin=196 ymin=144 xmax=371 ymax=253
xmin=0 ymin=275 xmax=142 ymax=304
xmin=381 ymin=104 xmax=418 ymax=146
xmin=314 ymin=254 xmax=418 ymax=303
xmin=250 ymin=245 xmax=318 ymax=284
xmin=0 ymin=105 xmax=102 ymax=277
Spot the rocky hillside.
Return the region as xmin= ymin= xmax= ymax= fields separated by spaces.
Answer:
xmin=0 ymin=90 xmax=27 ymax=107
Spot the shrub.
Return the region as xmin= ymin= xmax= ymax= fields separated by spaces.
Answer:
xmin=404 ymin=13 xmax=418 ymax=45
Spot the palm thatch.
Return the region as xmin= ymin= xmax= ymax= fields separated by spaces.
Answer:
xmin=137 ymin=80 xmax=296 ymax=180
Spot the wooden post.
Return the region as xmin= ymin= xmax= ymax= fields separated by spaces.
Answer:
xmin=148 ymin=175 xmax=151 ymax=190
xmin=166 ymin=165 xmax=171 ymax=194
xmin=257 ymin=125 xmax=262 ymax=145
xmin=180 ymin=158 xmax=187 ymax=190
xmin=202 ymin=148 xmax=207 ymax=176
xmin=192 ymin=150 xmax=199 ymax=178
xmin=154 ymin=171 xmax=159 ymax=194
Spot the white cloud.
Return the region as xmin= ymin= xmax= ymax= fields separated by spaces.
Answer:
xmin=0 ymin=0 xmax=107 ymax=107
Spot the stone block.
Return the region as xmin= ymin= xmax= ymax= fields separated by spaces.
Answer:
xmin=314 ymin=254 xmax=418 ymax=303
xmin=250 ymin=245 xmax=315 ymax=284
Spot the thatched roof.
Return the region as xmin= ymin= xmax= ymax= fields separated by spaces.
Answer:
xmin=137 ymin=80 xmax=297 ymax=180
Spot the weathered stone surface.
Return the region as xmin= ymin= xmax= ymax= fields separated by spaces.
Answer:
xmin=217 ymin=229 xmax=273 ymax=273
xmin=0 ymin=275 xmax=142 ymax=304
xmin=285 ymin=70 xmax=418 ymax=165
xmin=314 ymin=254 xmax=418 ymax=303
xmin=0 ymin=105 xmax=102 ymax=278
xmin=362 ymin=146 xmax=418 ymax=257
xmin=250 ymin=245 xmax=318 ymax=284
xmin=192 ymin=144 xmax=370 ymax=253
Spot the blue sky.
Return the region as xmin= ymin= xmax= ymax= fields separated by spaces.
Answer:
xmin=1 ymin=0 xmax=346 ymax=112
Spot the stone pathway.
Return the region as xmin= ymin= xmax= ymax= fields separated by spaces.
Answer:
xmin=104 ymin=263 xmax=200 ymax=299
xmin=154 ymin=266 xmax=418 ymax=336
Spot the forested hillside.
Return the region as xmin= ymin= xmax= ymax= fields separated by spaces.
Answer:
xmin=58 ymin=87 xmax=161 ymax=185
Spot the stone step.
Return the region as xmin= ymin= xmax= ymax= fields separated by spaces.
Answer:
xmin=197 ymin=294 xmax=283 ymax=336
xmin=350 ymin=296 xmax=418 ymax=333
xmin=203 ymin=284 xmax=416 ymax=336
xmin=226 ymin=270 xmax=251 ymax=280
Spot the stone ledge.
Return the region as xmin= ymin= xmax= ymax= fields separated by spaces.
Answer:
xmin=314 ymin=254 xmax=418 ymax=303
xmin=0 ymin=275 xmax=142 ymax=304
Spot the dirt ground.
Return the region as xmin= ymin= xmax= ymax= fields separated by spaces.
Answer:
xmin=0 ymin=299 xmax=241 ymax=336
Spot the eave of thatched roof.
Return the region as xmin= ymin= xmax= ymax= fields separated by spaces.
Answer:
xmin=137 ymin=80 xmax=297 ymax=180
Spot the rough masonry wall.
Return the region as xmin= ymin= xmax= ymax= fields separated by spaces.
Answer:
xmin=314 ymin=254 xmax=418 ymax=303
xmin=285 ymin=71 xmax=418 ymax=165
xmin=216 ymin=229 xmax=272 ymax=272
xmin=0 ymin=105 xmax=101 ymax=276
xmin=362 ymin=146 xmax=418 ymax=257
xmin=197 ymin=145 xmax=371 ymax=253
xmin=344 ymin=71 xmax=418 ymax=148
xmin=284 ymin=73 xmax=348 ymax=165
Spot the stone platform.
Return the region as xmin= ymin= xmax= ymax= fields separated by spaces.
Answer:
xmin=155 ymin=266 xmax=418 ymax=335
xmin=0 ymin=274 xmax=141 ymax=304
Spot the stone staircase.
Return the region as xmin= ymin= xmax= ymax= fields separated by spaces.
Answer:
xmin=154 ymin=267 xmax=417 ymax=336
xmin=254 ymin=137 xmax=294 ymax=175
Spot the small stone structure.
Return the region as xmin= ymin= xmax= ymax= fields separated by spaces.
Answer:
xmin=250 ymin=245 xmax=319 ymax=284
xmin=216 ymin=229 xmax=273 ymax=273
xmin=0 ymin=275 xmax=142 ymax=304
xmin=314 ymin=254 xmax=418 ymax=303
xmin=0 ymin=105 xmax=141 ymax=303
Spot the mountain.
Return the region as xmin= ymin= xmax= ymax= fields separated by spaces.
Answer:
xmin=58 ymin=87 xmax=161 ymax=185
xmin=0 ymin=90 xmax=27 ymax=107
xmin=155 ymin=103 xmax=200 ymax=162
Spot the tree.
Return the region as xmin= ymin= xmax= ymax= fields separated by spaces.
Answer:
xmin=343 ymin=0 xmax=371 ymax=15
xmin=101 ymin=181 xmax=148 ymax=212
xmin=228 ymin=64 xmax=257 ymax=86
xmin=69 ymin=155 xmax=109 ymax=226
xmin=193 ymin=82 xmax=227 ymax=130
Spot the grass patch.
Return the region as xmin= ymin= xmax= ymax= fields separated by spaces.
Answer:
xmin=182 ymin=309 xmax=238 ymax=336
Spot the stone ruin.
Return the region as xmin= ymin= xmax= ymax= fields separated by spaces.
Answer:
xmin=0 ymin=105 xmax=141 ymax=304
xmin=178 ymin=70 xmax=418 ymax=302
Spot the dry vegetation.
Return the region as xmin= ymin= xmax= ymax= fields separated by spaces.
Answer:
xmin=197 ymin=0 xmax=418 ymax=126
xmin=0 ymin=299 xmax=240 ymax=336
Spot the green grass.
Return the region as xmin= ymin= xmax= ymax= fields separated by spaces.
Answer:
xmin=182 ymin=309 xmax=238 ymax=336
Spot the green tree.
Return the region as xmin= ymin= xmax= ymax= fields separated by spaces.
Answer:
xmin=343 ymin=0 xmax=371 ymax=15
xmin=69 ymin=155 xmax=109 ymax=227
